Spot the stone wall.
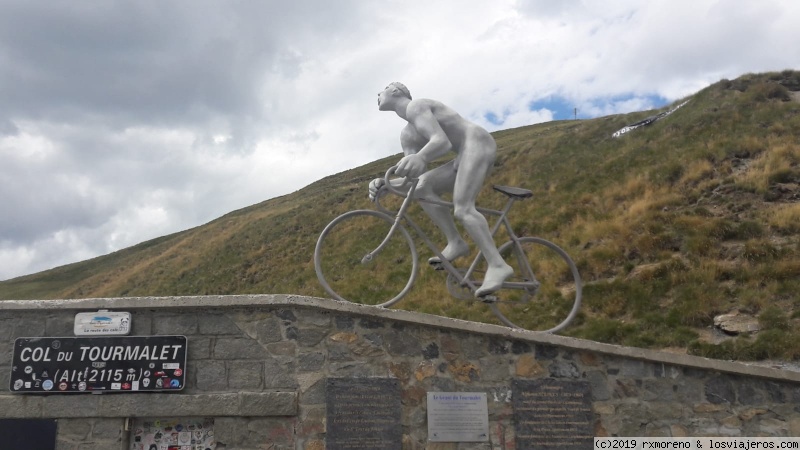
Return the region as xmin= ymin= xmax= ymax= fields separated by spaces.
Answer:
xmin=1 ymin=295 xmax=799 ymax=449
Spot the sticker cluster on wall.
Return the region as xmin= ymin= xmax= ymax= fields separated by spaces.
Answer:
xmin=130 ymin=418 xmax=215 ymax=450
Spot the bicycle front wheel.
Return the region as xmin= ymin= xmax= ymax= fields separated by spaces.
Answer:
xmin=314 ymin=210 xmax=418 ymax=308
xmin=489 ymin=237 xmax=582 ymax=333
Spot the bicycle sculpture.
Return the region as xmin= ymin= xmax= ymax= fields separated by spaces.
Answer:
xmin=315 ymin=82 xmax=581 ymax=332
xmin=314 ymin=166 xmax=582 ymax=333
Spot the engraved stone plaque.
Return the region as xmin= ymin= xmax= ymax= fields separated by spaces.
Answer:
xmin=326 ymin=378 xmax=401 ymax=450
xmin=512 ymin=379 xmax=593 ymax=449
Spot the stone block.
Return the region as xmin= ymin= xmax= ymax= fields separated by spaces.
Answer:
xmin=43 ymin=395 xmax=101 ymax=418
xmin=45 ymin=316 xmax=74 ymax=336
xmin=265 ymin=358 xmax=299 ymax=389
xmin=488 ymin=339 xmax=509 ymax=355
xmin=334 ymin=315 xmax=354 ymax=330
xmin=421 ymin=342 xmax=439 ymax=359
xmin=130 ymin=314 xmax=152 ymax=335
xmin=738 ymin=382 xmax=767 ymax=405
xmin=255 ymin=317 xmax=283 ymax=344
xmin=329 ymin=361 xmax=375 ymax=377
xmin=56 ymin=418 xmax=92 ymax=441
xmin=275 ymin=309 xmax=297 ymax=322
xmin=511 ymin=340 xmax=532 ymax=355
xmin=214 ymin=416 xmax=247 ymax=447
xmin=14 ymin=316 xmax=45 ymax=337
xmin=0 ymin=341 xmax=12 ymax=367
xmin=195 ymin=360 xmax=227 ymax=391
xmin=586 ymin=370 xmax=611 ymax=401
xmin=327 ymin=342 xmax=354 ymax=362
xmin=447 ymin=360 xmax=480 ymax=383
xmin=294 ymin=327 xmax=329 ymax=347
xmin=228 ymin=360 xmax=263 ymax=389
xmin=428 ymin=376 xmax=456 ymax=392
xmin=385 ymin=331 xmax=420 ymax=356
xmin=535 ymin=344 xmax=559 ymax=360
xmin=91 ymin=418 xmax=125 ymax=440
xmin=358 ymin=318 xmax=384 ymax=329
xmin=0 ymin=318 xmax=15 ymax=340
xmin=360 ymin=331 xmax=384 ymax=346
xmin=0 ymin=394 xmax=42 ymax=418
xmin=295 ymin=309 xmax=331 ymax=327
xmin=479 ymin=356 xmax=509 ymax=381
xmin=199 ymin=313 xmax=243 ymax=335
xmin=349 ymin=337 xmax=384 ymax=358
xmin=187 ymin=336 xmax=212 ymax=360
xmin=613 ymin=379 xmax=641 ymax=399
xmin=643 ymin=379 xmax=675 ymax=402
xmin=705 ymin=375 xmax=735 ymax=404
xmin=268 ymin=341 xmax=298 ymax=356
xmin=673 ymin=379 xmax=704 ymax=403
xmin=240 ymin=392 xmax=297 ymax=416
xmin=298 ymin=352 xmax=325 ymax=372
xmin=214 ymin=337 xmax=270 ymax=359
xmin=300 ymin=378 xmax=326 ymax=405
xmin=246 ymin=417 xmax=297 ymax=447
xmin=153 ymin=314 xmax=197 ymax=335
xmin=514 ymin=354 xmax=544 ymax=378
xmin=549 ymin=360 xmax=580 ymax=378
xmin=620 ymin=359 xmax=648 ymax=378
xmin=415 ymin=360 xmax=436 ymax=381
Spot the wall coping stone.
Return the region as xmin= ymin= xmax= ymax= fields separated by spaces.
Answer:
xmin=2 ymin=294 xmax=799 ymax=385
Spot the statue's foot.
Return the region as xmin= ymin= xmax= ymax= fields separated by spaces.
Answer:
xmin=475 ymin=264 xmax=514 ymax=297
xmin=428 ymin=240 xmax=470 ymax=264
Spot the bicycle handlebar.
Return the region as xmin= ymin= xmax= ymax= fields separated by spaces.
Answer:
xmin=381 ymin=165 xmax=418 ymax=198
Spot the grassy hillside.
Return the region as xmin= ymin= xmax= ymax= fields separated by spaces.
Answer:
xmin=3 ymin=71 xmax=799 ymax=360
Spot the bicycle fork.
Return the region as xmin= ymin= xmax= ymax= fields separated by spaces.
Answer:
xmin=362 ymin=181 xmax=419 ymax=264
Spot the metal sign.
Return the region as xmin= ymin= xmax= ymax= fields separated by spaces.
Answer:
xmin=10 ymin=336 xmax=187 ymax=394
xmin=427 ymin=392 xmax=489 ymax=442
xmin=74 ymin=311 xmax=131 ymax=336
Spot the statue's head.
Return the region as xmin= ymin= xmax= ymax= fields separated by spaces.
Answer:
xmin=378 ymin=82 xmax=411 ymax=111
xmin=388 ymin=82 xmax=411 ymax=100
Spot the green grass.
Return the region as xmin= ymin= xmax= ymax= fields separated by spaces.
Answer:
xmin=3 ymin=70 xmax=800 ymax=361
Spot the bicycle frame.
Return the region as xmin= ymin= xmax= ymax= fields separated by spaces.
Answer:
xmin=374 ymin=167 xmax=537 ymax=298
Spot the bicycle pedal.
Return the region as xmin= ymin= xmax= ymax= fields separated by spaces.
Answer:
xmin=429 ymin=261 xmax=445 ymax=271
xmin=478 ymin=294 xmax=497 ymax=304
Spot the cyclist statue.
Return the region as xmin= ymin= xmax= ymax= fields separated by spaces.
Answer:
xmin=369 ymin=82 xmax=513 ymax=297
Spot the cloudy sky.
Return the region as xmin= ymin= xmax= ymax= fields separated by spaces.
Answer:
xmin=1 ymin=0 xmax=798 ymax=281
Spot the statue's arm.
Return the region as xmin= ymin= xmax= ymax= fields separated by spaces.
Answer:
xmin=406 ymin=102 xmax=452 ymax=163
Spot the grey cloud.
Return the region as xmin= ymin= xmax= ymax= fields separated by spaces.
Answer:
xmin=0 ymin=0 xmax=366 ymax=131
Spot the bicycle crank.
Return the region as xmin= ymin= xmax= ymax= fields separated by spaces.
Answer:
xmin=478 ymin=294 xmax=498 ymax=304
xmin=445 ymin=270 xmax=474 ymax=300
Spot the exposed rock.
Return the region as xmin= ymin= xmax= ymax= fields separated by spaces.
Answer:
xmin=714 ymin=312 xmax=760 ymax=335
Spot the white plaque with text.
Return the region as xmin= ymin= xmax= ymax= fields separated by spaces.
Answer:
xmin=74 ymin=311 xmax=131 ymax=336
xmin=427 ymin=392 xmax=489 ymax=442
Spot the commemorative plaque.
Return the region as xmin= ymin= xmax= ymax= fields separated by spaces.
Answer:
xmin=0 ymin=419 xmax=57 ymax=450
xmin=326 ymin=378 xmax=401 ymax=450
xmin=10 ymin=336 xmax=187 ymax=393
xmin=512 ymin=379 xmax=593 ymax=449
xmin=427 ymin=392 xmax=489 ymax=442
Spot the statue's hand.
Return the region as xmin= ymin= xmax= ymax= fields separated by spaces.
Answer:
xmin=395 ymin=154 xmax=426 ymax=179
xmin=368 ymin=178 xmax=385 ymax=201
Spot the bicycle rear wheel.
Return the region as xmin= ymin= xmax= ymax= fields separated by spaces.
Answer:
xmin=315 ymin=210 xmax=418 ymax=308
xmin=489 ymin=237 xmax=582 ymax=333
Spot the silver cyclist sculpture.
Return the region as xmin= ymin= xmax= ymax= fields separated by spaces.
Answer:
xmin=315 ymin=83 xmax=581 ymax=332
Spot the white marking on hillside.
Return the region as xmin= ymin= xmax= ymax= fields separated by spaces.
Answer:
xmin=612 ymin=100 xmax=691 ymax=138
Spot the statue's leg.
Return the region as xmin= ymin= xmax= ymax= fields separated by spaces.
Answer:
xmin=415 ymin=161 xmax=469 ymax=261
xmin=451 ymin=131 xmax=513 ymax=296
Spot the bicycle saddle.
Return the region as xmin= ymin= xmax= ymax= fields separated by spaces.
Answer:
xmin=492 ymin=185 xmax=533 ymax=199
